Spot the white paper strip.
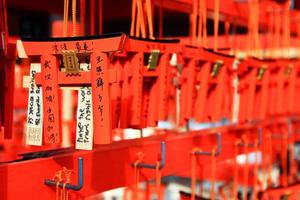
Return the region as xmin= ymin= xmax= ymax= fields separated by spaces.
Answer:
xmin=76 ymin=63 xmax=93 ymax=150
xmin=26 ymin=63 xmax=43 ymax=146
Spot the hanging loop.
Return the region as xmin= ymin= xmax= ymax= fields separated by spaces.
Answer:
xmin=45 ymin=157 xmax=84 ymax=191
xmin=133 ymin=142 xmax=166 ymax=170
xmin=238 ymin=127 xmax=262 ymax=148
xmin=193 ymin=133 xmax=222 ymax=156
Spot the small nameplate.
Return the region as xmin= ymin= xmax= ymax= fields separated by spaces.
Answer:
xmin=76 ymin=63 xmax=94 ymax=150
xmin=62 ymin=50 xmax=80 ymax=74
xmin=26 ymin=63 xmax=43 ymax=146
xmin=147 ymin=50 xmax=160 ymax=70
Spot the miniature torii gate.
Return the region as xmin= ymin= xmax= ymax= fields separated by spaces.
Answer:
xmin=180 ymin=46 xmax=235 ymax=124
xmin=18 ymin=33 xmax=127 ymax=146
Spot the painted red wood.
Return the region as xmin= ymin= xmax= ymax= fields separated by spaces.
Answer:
xmin=41 ymin=54 xmax=61 ymax=145
xmin=91 ymin=52 xmax=112 ymax=144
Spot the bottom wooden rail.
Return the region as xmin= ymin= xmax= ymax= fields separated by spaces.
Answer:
xmin=1 ymin=116 xmax=300 ymax=199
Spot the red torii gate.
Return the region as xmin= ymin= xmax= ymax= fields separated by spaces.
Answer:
xmin=180 ymin=46 xmax=235 ymax=124
xmin=19 ymin=33 xmax=127 ymax=146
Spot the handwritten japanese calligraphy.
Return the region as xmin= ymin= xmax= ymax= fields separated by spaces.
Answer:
xmin=51 ymin=41 xmax=94 ymax=54
xmin=26 ymin=63 xmax=43 ymax=146
xmin=76 ymin=63 xmax=94 ymax=150
xmin=41 ymin=55 xmax=61 ymax=144
xmin=91 ymin=52 xmax=111 ymax=144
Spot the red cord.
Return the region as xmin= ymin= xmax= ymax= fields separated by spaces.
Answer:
xmin=156 ymin=161 xmax=162 ymax=200
xmin=98 ymin=0 xmax=103 ymax=34
xmin=211 ymin=148 xmax=216 ymax=200
xmin=90 ymin=0 xmax=95 ymax=35
xmin=80 ymin=0 xmax=85 ymax=36
xmin=253 ymin=140 xmax=259 ymax=200
xmin=133 ymin=152 xmax=144 ymax=199
xmin=130 ymin=0 xmax=137 ymax=36
xmin=232 ymin=140 xmax=240 ymax=200
xmin=191 ymin=148 xmax=201 ymax=200
xmin=243 ymin=136 xmax=249 ymax=200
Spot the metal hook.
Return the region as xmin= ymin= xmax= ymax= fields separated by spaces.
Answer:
xmin=288 ymin=117 xmax=300 ymax=135
xmin=238 ymin=127 xmax=262 ymax=148
xmin=287 ymin=118 xmax=293 ymax=136
xmin=194 ymin=133 xmax=222 ymax=157
xmin=257 ymin=127 xmax=262 ymax=145
xmin=44 ymin=157 xmax=84 ymax=191
xmin=134 ymin=142 xmax=166 ymax=170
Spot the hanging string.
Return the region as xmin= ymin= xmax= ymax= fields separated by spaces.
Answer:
xmin=0 ymin=0 xmax=8 ymax=54
xmin=155 ymin=161 xmax=162 ymax=200
xmin=232 ymin=17 xmax=237 ymax=54
xmin=267 ymin=7 xmax=274 ymax=57
xmin=63 ymin=0 xmax=69 ymax=37
xmin=291 ymin=144 xmax=296 ymax=183
xmin=54 ymin=170 xmax=63 ymax=200
xmin=80 ymin=0 xmax=85 ymax=36
xmin=253 ymin=0 xmax=260 ymax=54
xmin=135 ymin=0 xmax=142 ymax=37
xmin=243 ymin=137 xmax=249 ymax=200
xmin=53 ymin=168 xmax=73 ymax=200
xmin=133 ymin=163 xmax=140 ymax=199
xmin=267 ymin=133 xmax=273 ymax=187
xmin=62 ymin=183 xmax=66 ymax=200
xmin=262 ymin=132 xmax=269 ymax=189
xmin=134 ymin=0 xmax=141 ymax=37
xmin=90 ymin=0 xmax=95 ymax=35
xmin=283 ymin=0 xmax=291 ymax=56
xmin=142 ymin=1 xmax=148 ymax=38
xmin=130 ymin=0 xmax=137 ymax=36
xmin=145 ymin=182 xmax=151 ymax=200
xmin=63 ymin=0 xmax=77 ymax=37
xmin=0 ymin=0 xmax=7 ymax=34
xmin=219 ymin=187 xmax=227 ymax=200
xmin=274 ymin=7 xmax=281 ymax=57
xmin=133 ymin=152 xmax=144 ymax=199
xmin=289 ymin=127 xmax=296 ymax=184
xmin=159 ymin=0 xmax=163 ymax=38
xmin=56 ymin=180 xmax=60 ymax=200
xmin=253 ymin=140 xmax=259 ymax=200
xmin=247 ymin=0 xmax=260 ymax=56
xmin=137 ymin=0 xmax=146 ymax=38
xmin=191 ymin=0 xmax=207 ymax=47
xmin=298 ymin=15 xmax=300 ymax=57
xmin=247 ymin=0 xmax=252 ymax=55
xmin=202 ymin=0 xmax=207 ymax=47
xmin=131 ymin=0 xmax=153 ymax=38
xmin=123 ymin=188 xmax=129 ymax=200
xmin=72 ymin=0 xmax=77 ymax=36
xmin=281 ymin=132 xmax=288 ymax=186
xmin=145 ymin=0 xmax=154 ymax=39
xmin=135 ymin=8 xmax=141 ymax=38
xmin=225 ymin=20 xmax=230 ymax=37
xmin=213 ymin=0 xmax=220 ymax=52
xmin=99 ymin=0 xmax=103 ymax=34
xmin=191 ymin=0 xmax=198 ymax=45
xmin=64 ymin=169 xmax=72 ymax=200
xmin=191 ymin=150 xmax=197 ymax=200
xmin=191 ymin=148 xmax=201 ymax=200
xmin=211 ymin=148 xmax=216 ymax=200
xmin=232 ymin=141 xmax=240 ymax=200
xmin=197 ymin=0 xmax=207 ymax=47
